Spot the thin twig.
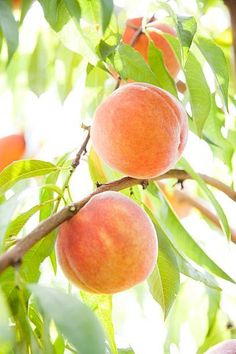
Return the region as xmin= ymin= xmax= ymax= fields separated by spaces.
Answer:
xmin=0 ymin=169 xmax=235 ymax=274
xmin=71 ymin=129 xmax=90 ymax=169
xmin=53 ymin=129 xmax=91 ymax=213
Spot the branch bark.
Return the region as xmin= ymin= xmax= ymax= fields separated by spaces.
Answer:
xmin=71 ymin=129 xmax=90 ymax=169
xmin=0 ymin=169 xmax=235 ymax=274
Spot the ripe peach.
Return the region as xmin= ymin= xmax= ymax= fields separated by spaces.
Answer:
xmin=57 ymin=191 xmax=157 ymax=294
xmin=122 ymin=17 xmax=180 ymax=79
xmin=0 ymin=134 xmax=26 ymax=172
xmin=91 ymin=83 xmax=188 ymax=179
xmin=205 ymin=340 xmax=236 ymax=353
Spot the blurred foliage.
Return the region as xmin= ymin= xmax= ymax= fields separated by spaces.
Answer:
xmin=0 ymin=0 xmax=236 ymax=353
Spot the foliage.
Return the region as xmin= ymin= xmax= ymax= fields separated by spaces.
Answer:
xmin=0 ymin=0 xmax=235 ymax=353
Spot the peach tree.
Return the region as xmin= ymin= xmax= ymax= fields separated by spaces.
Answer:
xmin=0 ymin=0 xmax=236 ymax=353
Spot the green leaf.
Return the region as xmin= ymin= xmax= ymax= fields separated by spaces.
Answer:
xmin=38 ymin=0 xmax=70 ymax=32
xmin=145 ymin=204 xmax=220 ymax=290
xmin=0 ymin=287 xmax=15 ymax=352
xmin=0 ymin=194 xmax=18 ymax=250
xmin=179 ymin=158 xmax=231 ymax=240
xmin=88 ymin=148 xmax=109 ymax=186
xmin=110 ymin=44 xmax=159 ymax=85
xmin=99 ymin=0 xmax=113 ymax=33
xmin=146 ymin=183 xmax=234 ymax=283
xmin=21 ymin=229 xmax=57 ymax=283
xmin=0 ymin=181 xmax=27 ymax=250
xmin=55 ymin=39 xmax=83 ymax=102
xmin=0 ymin=160 xmax=58 ymax=195
xmin=176 ymin=252 xmax=221 ymax=290
xmin=81 ymin=293 xmax=118 ymax=354
xmin=0 ymin=1 xmax=19 ymax=61
xmin=81 ymin=64 xmax=109 ymax=118
xmin=165 ymin=281 xmax=215 ymax=352
xmin=184 ymin=51 xmax=211 ymax=136
xmin=4 ymin=204 xmax=43 ymax=241
xmin=203 ymin=96 xmax=234 ymax=169
xmin=20 ymin=0 xmax=34 ymax=24
xmin=28 ymin=296 xmax=44 ymax=343
xmin=59 ymin=19 xmax=100 ymax=65
xmin=118 ymin=349 xmax=135 ymax=354
xmin=64 ymin=0 xmax=81 ymax=23
xmin=177 ymin=16 xmax=197 ymax=59
xmin=205 ymin=288 xmax=221 ymax=334
xmin=79 ymin=0 xmax=100 ymax=24
xmin=30 ymin=285 xmax=106 ymax=354
xmin=196 ymin=36 xmax=229 ymax=109
xmin=162 ymin=34 xmax=182 ymax=63
xmin=148 ymin=231 xmax=180 ymax=318
xmin=148 ymin=41 xmax=177 ymax=96
xmin=197 ymin=309 xmax=231 ymax=354
xmin=28 ymin=34 xmax=48 ymax=96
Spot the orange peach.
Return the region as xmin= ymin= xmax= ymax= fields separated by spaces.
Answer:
xmin=205 ymin=340 xmax=236 ymax=353
xmin=57 ymin=191 xmax=157 ymax=294
xmin=0 ymin=134 xmax=26 ymax=172
xmin=91 ymin=83 xmax=188 ymax=179
xmin=122 ymin=17 xmax=180 ymax=79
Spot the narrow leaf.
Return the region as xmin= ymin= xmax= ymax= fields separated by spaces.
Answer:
xmin=30 ymin=286 xmax=106 ymax=354
xmin=148 ymin=41 xmax=177 ymax=96
xmin=179 ymin=158 xmax=231 ymax=240
xmin=177 ymin=16 xmax=197 ymax=59
xmin=147 ymin=183 xmax=234 ymax=283
xmin=0 ymin=288 xmax=15 ymax=352
xmin=145 ymin=205 xmax=220 ymax=290
xmin=99 ymin=0 xmax=113 ymax=33
xmin=110 ymin=44 xmax=159 ymax=85
xmin=148 ymin=229 xmax=180 ymax=317
xmin=4 ymin=204 xmax=43 ymax=241
xmin=0 ymin=1 xmax=19 ymax=61
xmin=38 ymin=0 xmax=70 ymax=32
xmin=0 ymin=160 xmax=58 ymax=195
xmin=81 ymin=293 xmax=118 ymax=354
xmin=28 ymin=34 xmax=48 ymax=96
xmin=64 ymin=0 xmax=81 ymax=23
xmin=184 ymin=51 xmax=211 ymax=136
xmin=196 ymin=36 xmax=229 ymax=109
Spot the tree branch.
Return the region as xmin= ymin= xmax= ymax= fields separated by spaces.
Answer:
xmin=162 ymin=169 xmax=236 ymax=201
xmin=0 ymin=168 xmax=235 ymax=274
xmin=71 ymin=129 xmax=90 ymax=169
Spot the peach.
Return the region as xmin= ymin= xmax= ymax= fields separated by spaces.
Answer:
xmin=57 ymin=191 xmax=157 ymax=294
xmin=122 ymin=17 xmax=180 ymax=79
xmin=91 ymin=83 xmax=188 ymax=179
xmin=0 ymin=134 xmax=26 ymax=172
xmin=205 ymin=340 xmax=236 ymax=353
